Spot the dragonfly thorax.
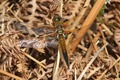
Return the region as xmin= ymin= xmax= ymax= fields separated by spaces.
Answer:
xmin=56 ymin=26 xmax=64 ymax=35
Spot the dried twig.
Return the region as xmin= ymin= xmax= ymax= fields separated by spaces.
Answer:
xmin=83 ymin=32 xmax=101 ymax=62
xmin=52 ymin=50 xmax=60 ymax=80
xmin=97 ymin=57 xmax=120 ymax=80
xmin=71 ymin=0 xmax=106 ymax=53
xmin=60 ymin=0 xmax=63 ymax=17
xmin=77 ymin=43 xmax=108 ymax=80
xmin=66 ymin=0 xmax=91 ymax=45
xmin=0 ymin=69 xmax=25 ymax=80
xmin=22 ymin=51 xmax=46 ymax=69
xmin=101 ymin=24 xmax=113 ymax=36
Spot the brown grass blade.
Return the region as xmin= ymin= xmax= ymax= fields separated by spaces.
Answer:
xmin=0 ymin=69 xmax=25 ymax=80
xmin=71 ymin=0 xmax=106 ymax=53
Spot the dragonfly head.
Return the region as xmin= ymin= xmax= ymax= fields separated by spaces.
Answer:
xmin=52 ymin=15 xmax=63 ymax=29
xmin=52 ymin=15 xmax=62 ymax=22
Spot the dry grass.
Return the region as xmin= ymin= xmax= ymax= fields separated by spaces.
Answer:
xmin=0 ymin=0 xmax=120 ymax=80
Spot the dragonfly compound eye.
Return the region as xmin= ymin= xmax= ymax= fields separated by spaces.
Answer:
xmin=53 ymin=16 xmax=62 ymax=22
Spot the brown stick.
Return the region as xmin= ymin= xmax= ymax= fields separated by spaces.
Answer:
xmin=71 ymin=0 xmax=106 ymax=53
xmin=0 ymin=69 xmax=25 ymax=80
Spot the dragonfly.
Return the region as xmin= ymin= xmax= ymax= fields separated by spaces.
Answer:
xmin=52 ymin=15 xmax=69 ymax=68
xmin=16 ymin=15 xmax=70 ymax=68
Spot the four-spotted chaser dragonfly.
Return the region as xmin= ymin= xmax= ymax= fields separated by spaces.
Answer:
xmin=17 ymin=15 xmax=70 ymax=68
xmin=52 ymin=15 xmax=69 ymax=68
